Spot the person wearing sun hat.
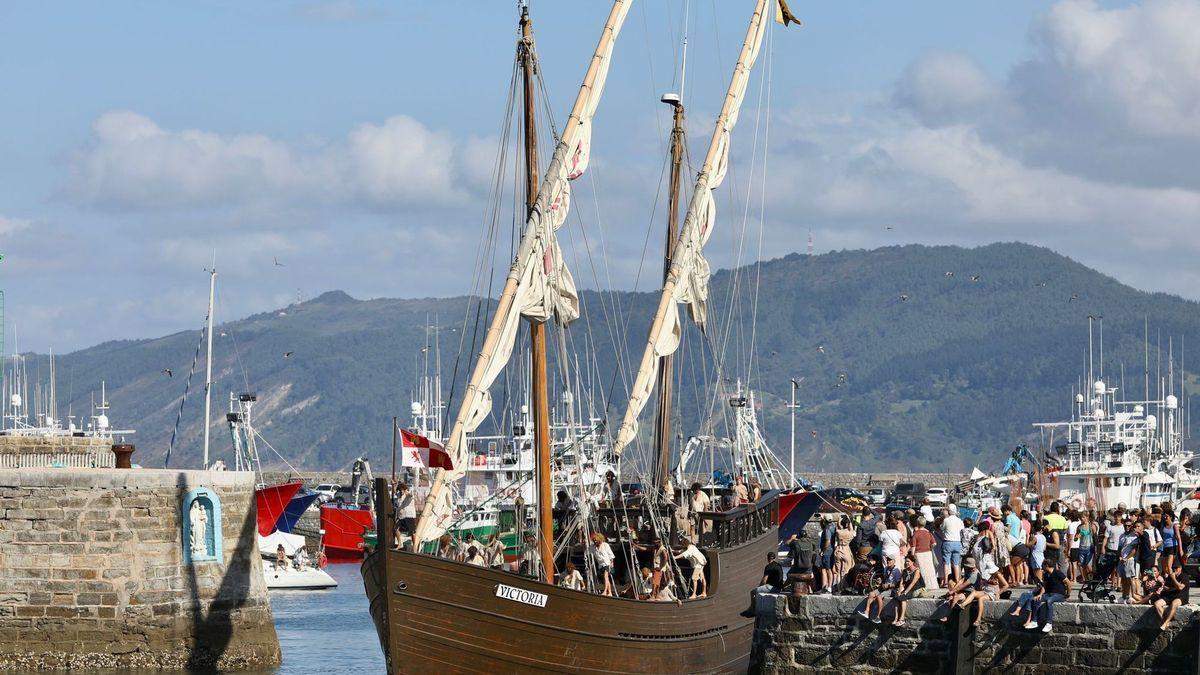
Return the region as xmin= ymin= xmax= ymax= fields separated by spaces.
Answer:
xmin=939 ymin=556 xmax=978 ymax=622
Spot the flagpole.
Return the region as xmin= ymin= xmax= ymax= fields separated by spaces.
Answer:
xmin=391 ymin=416 xmax=398 ymax=483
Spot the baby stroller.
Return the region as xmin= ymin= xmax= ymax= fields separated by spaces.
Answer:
xmin=1080 ymin=551 xmax=1119 ymax=603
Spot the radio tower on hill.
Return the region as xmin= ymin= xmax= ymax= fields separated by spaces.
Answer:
xmin=807 ymin=230 xmax=814 ymax=256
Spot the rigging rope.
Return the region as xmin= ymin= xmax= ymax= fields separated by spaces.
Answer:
xmin=165 ymin=327 xmax=206 ymax=469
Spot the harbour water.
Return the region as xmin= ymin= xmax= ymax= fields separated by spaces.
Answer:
xmin=256 ymin=563 xmax=384 ymax=674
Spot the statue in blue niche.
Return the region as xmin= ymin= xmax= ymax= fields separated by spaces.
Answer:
xmin=183 ymin=488 xmax=222 ymax=563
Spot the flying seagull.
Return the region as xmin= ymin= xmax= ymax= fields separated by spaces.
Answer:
xmin=944 ymin=271 xmax=955 ymax=278
xmin=817 ymin=345 xmax=825 ymax=354
xmin=1069 ymin=294 xmax=1079 ymax=303
xmin=899 ymin=293 xmax=910 ymax=302
xmin=283 ymin=351 xmax=294 ymax=359
xmin=970 ymin=275 xmax=981 ymax=282
xmin=1034 ymin=281 xmax=1048 ymax=288
xmin=161 ymin=369 xmax=173 ymax=378
xmin=274 ymin=256 xmax=285 ymax=267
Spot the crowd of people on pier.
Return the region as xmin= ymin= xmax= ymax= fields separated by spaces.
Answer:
xmin=780 ymin=497 xmax=1197 ymax=633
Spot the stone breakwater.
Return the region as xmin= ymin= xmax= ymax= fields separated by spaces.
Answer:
xmin=0 ymin=468 xmax=280 ymax=671
xmin=751 ymin=593 xmax=1198 ymax=674
xmin=803 ymin=473 xmax=969 ymax=490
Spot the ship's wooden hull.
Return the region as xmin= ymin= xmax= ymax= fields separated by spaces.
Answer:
xmin=362 ymin=507 xmax=776 ymax=674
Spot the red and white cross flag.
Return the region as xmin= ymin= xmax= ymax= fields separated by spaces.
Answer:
xmin=399 ymin=429 xmax=454 ymax=470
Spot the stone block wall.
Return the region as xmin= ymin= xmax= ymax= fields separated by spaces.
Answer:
xmin=752 ymin=593 xmax=1197 ymax=674
xmin=0 ymin=468 xmax=280 ymax=671
xmin=0 ymin=436 xmax=115 ymax=469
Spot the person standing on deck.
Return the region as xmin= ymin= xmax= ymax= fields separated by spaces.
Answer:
xmin=519 ymin=533 xmax=542 ymax=578
xmin=650 ymin=537 xmax=672 ymax=597
xmin=590 ymin=532 xmax=616 ymax=596
xmin=484 ymin=533 xmax=505 ymax=570
xmin=733 ymin=475 xmax=749 ymax=505
xmin=604 ymin=471 xmax=622 ymax=507
xmin=674 ymin=537 xmax=708 ymax=598
xmin=690 ymin=483 xmax=712 ymax=535
xmin=465 ymin=546 xmax=487 ymax=567
xmin=393 ymin=483 xmax=416 ymax=550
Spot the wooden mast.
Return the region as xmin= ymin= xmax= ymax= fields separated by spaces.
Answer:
xmin=520 ymin=4 xmax=555 ymax=581
xmin=414 ymin=0 xmax=632 ymax=549
xmin=653 ymin=97 xmax=685 ymax=492
xmin=612 ymin=0 xmax=769 ymax=458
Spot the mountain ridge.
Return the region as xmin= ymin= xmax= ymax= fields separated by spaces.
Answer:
xmin=13 ymin=241 xmax=1199 ymax=474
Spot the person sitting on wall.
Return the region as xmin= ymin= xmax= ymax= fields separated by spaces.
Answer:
xmin=275 ymin=544 xmax=287 ymax=571
xmin=891 ymin=557 xmax=922 ymax=626
xmin=939 ymin=557 xmax=980 ymax=623
xmin=857 ymin=555 xmax=900 ymax=624
xmin=1022 ymin=559 xmax=1070 ymax=633
xmin=1154 ymin=564 xmax=1189 ymax=630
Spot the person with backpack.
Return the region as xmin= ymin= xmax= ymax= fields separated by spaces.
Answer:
xmin=784 ymin=530 xmax=817 ymax=595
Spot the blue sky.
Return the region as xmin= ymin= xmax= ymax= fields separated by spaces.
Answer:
xmin=2 ymin=0 xmax=1197 ymax=352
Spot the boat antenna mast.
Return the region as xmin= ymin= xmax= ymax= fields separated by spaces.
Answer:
xmin=202 ymin=259 xmax=217 ymax=470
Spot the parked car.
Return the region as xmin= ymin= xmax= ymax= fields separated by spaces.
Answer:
xmin=313 ymin=483 xmax=340 ymax=503
xmin=866 ymin=487 xmax=887 ymax=506
xmin=332 ymin=484 xmax=369 ymax=505
xmin=891 ymin=482 xmax=927 ymax=506
xmin=926 ymin=487 xmax=949 ymax=506
xmin=815 ymin=487 xmax=871 ymax=512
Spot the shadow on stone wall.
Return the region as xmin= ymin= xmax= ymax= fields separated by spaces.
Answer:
xmin=753 ymin=593 xmax=1197 ymax=673
xmin=178 ymin=473 xmax=259 ymax=672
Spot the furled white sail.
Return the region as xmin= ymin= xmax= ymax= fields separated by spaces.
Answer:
xmin=415 ymin=0 xmax=632 ymax=546
xmin=613 ymin=0 xmax=770 ymax=456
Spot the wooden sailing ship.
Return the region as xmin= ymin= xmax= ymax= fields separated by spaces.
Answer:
xmin=364 ymin=1 xmax=792 ymax=672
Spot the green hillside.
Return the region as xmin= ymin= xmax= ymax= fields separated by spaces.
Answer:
xmin=19 ymin=242 xmax=1200 ymax=473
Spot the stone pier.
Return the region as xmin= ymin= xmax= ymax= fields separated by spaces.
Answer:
xmin=752 ymin=593 xmax=1198 ymax=674
xmin=0 ymin=467 xmax=280 ymax=671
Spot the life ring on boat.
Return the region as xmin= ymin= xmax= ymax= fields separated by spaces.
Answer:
xmin=1070 ymin=495 xmax=1084 ymax=511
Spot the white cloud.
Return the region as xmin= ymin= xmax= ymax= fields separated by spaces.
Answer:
xmin=0 ymin=216 xmax=32 ymax=236
xmin=894 ymin=52 xmax=1002 ymax=127
xmin=1032 ymin=0 xmax=1200 ymax=140
xmin=750 ymin=1 xmax=1200 ymax=304
xmin=69 ymin=111 xmax=489 ymax=213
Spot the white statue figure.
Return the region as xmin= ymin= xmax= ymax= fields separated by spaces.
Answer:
xmin=190 ymin=498 xmax=209 ymax=556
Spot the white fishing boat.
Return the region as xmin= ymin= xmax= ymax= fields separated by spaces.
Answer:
xmin=1034 ymin=319 xmax=1192 ymax=510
